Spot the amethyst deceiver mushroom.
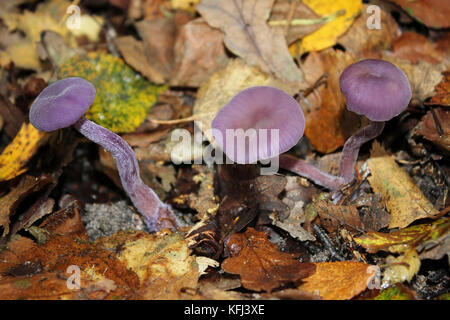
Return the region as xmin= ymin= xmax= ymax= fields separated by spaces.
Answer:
xmin=211 ymin=86 xmax=346 ymax=189
xmin=29 ymin=77 xmax=179 ymax=232
xmin=211 ymin=86 xmax=305 ymax=165
xmin=338 ymin=59 xmax=412 ymax=183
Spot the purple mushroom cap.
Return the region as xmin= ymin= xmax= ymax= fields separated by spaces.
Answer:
xmin=211 ymin=86 xmax=305 ymax=164
xmin=29 ymin=77 xmax=96 ymax=132
xmin=339 ymin=59 xmax=412 ymax=122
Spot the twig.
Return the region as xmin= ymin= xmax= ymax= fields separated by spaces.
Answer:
xmin=312 ymin=224 xmax=345 ymax=261
xmin=269 ymin=9 xmax=346 ymax=27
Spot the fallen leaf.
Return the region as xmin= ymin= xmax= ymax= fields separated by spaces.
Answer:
xmin=297 ymin=0 xmax=363 ymax=54
xmin=389 ymin=0 xmax=450 ymax=29
xmin=270 ymin=206 xmax=315 ymax=242
xmin=337 ymin=4 xmax=400 ymax=57
xmin=221 ymin=227 xmax=315 ymax=292
xmin=0 ymin=0 xmax=103 ymax=71
xmin=197 ymin=0 xmax=305 ymax=85
xmin=415 ymin=108 xmax=450 ymax=153
xmin=391 ymin=32 xmax=446 ymax=65
xmin=269 ymin=0 xmax=324 ymax=45
xmin=170 ymin=18 xmax=230 ymax=87
xmin=0 ymin=234 xmax=140 ymax=299
xmin=0 ymin=122 xmax=48 ymax=181
xmin=312 ymin=199 xmax=365 ymax=233
xmin=300 ymin=49 xmax=360 ymax=153
xmin=352 ymin=194 xmax=391 ymax=231
xmin=114 ymin=35 xmax=166 ymax=84
xmin=0 ymin=175 xmax=55 ymax=236
xmin=298 ymin=261 xmax=378 ymax=300
xmin=0 ymin=272 xmax=122 ymax=300
xmin=427 ymin=71 xmax=450 ymax=106
xmin=57 ymin=52 xmax=167 ymax=133
xmin=171 ymin=0 xmax=200 ymax=13
xmin=98 ymin=230 xmax=199 ymax=299
xmin=196 ymin=256 xmax=219 ymax=276
xmin=354 ymin=217 xmax=450 ymax=254
xmin=382 ymin=55 xmax=446 ymax=103
xmin=367 ymin=141 xmax=440 ymax=229
xmin=125 ymin=14 xmax=229 ymax=87
xmin=0 ymin=93 xmax=24 ymax=139
xmin=382 ymin=248 xmax=421 ymax=287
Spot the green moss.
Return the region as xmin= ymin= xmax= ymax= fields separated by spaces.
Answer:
xmin=374 ymin=285 xmax=413 ymax=300
xmin=57 ymin=52 xmax=167 ymax=133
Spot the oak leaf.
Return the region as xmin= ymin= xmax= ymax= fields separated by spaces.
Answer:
xmin=221 ymin=228 xmax=315 ymax=292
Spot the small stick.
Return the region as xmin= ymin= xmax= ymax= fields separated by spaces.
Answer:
xmin=312 ymin=224 xmax=345 ymax=261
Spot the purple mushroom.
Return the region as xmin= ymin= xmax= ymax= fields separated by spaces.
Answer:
xmin=280 ymin=59 xmax=411 ymax=192
xmin=29 ymin=77 xmax=179 ymax=233
xmin=338 ymin=59 xmax=412 ymax=183
xmin=211 ymin=86 xmax=347 ymax=189
xmin=211 ymin=86 xmax=304 ymax=166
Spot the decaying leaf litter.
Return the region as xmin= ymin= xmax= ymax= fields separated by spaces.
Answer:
xmin=0 ymin=0 xmax=449 ymax=300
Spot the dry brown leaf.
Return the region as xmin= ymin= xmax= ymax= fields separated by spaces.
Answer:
xmin=270 ymin=205 xmax=315 ymax=242
xmin=391 ymin=32 xmax=446 ymax=65
xmin=98 ymin=230 xmax=198 ymax=299
xmin=427 ymin=71 xmax=450 ymax=106
xmin=0 ymin=175 xmax=54 ymax=236
xmin=127 ymin=15 xmax=229 ymax=87
xmin=313 ymin=199 xmax=365 ymax=233
xmin=298 ymin=261 xmax=378 ymax=300
xmin=0 ymin=234 xmax=139 ymax=299
xmin=381 ymin=55 xmax=446 ymax=103
xmin=221 ymin=227 xmax=316 ymax=292
xmin=389 ymin=0 xmax=450 ymax=29
xmin=114 ymin=36 xmax=166 ymax=84
xmin=170 ymin=18 xmax=230 ymax=87
xmin=197 ymin=0 xmax=304 ymax=86
xmin=337 ymin=4 xmax=400 ymax=58
xmin=0 ymin=272 xmax=121 ymax=300
xmin=300 ymin=49 xmax=360 ymax=153
xmin=367 ymin=141 xmax=439 ymax=229
xmin=135 ymin=16 xmax=179 ymax=83
xmin=416 ymin=108 xmax=450 ymax=152
xmin=269 ymin=0 xmax=324 ymax=44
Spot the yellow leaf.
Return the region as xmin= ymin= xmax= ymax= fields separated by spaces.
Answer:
xmin=382 ymin=249 xmax=421 ymax=287
xmin=171 ymin=0 xmax=200 ymax=13
xmin=367 ymin=141 xmax=439 ymax=229
xmin=296 ymin=0 xmax=362 ymax=53
xmin=0 ymin=123 xmax=48 ymax=181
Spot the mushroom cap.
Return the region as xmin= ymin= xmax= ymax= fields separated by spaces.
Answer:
xmin=29 ymin=77 xmax=96 ymax=132
xmin=211 ymin=86 xmax=305 ymax=164
xmin=339 ymin=59 xmax=412 ymax=122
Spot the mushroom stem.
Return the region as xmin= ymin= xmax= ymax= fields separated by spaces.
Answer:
xmin=74 ymin=116 xmax=179 ymax=232
xmin=339 ymin=121 xmax=385 ymax=183
xmin=279 ymin=154 xmax=345 ymax=190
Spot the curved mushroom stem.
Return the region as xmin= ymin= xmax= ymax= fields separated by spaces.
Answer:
xmin=74 ymin=116 xmax=179 ymax=232
xmin=339 ymin=121 xmax=385 ymax=184
xmin=279 ymin=154 xmax=346 ymax=190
